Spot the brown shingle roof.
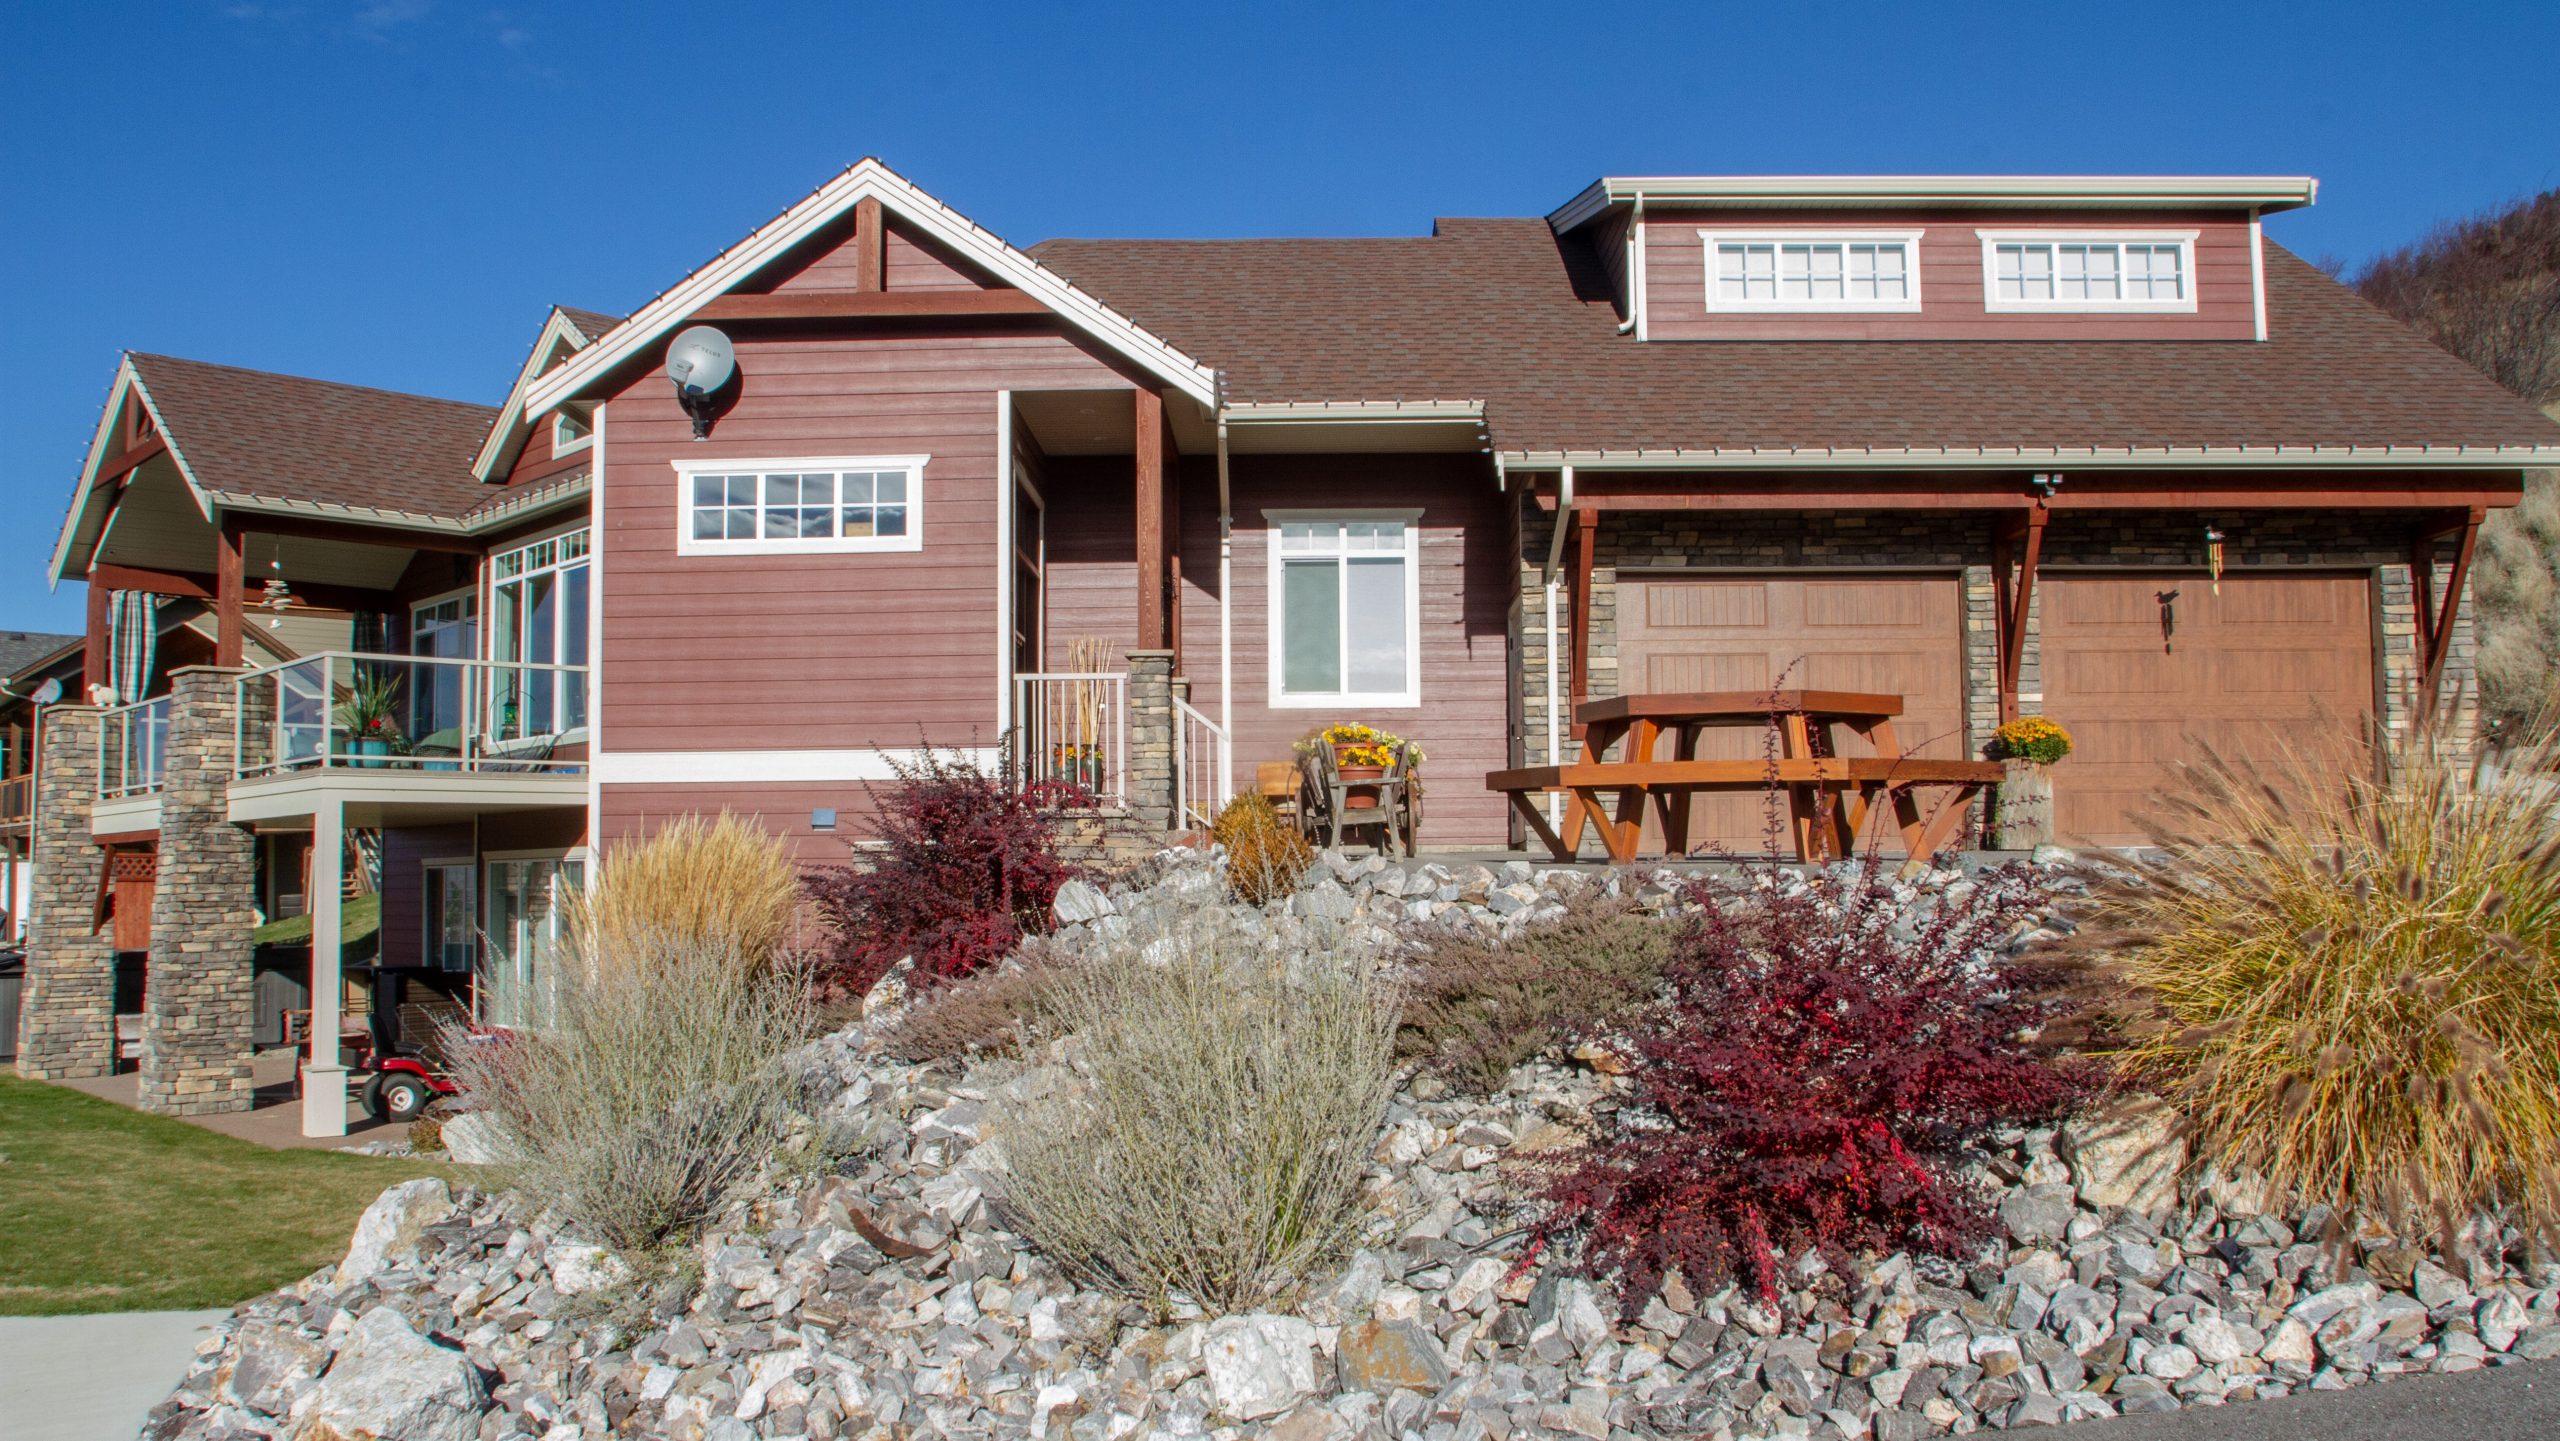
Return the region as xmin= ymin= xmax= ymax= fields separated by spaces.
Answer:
xmin=556 ymin=307 xmax=622 ymax=343
xmin=130 ymin=353 xmax=498 ymax=519
xmin=1033 ymin=221 xmax=2560 ymax=459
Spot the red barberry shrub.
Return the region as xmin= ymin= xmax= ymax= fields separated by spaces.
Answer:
xmin=805 ymin=744 xmax=1090 ymax=998
xmin=1530 ymin=856 xmax=2089 ymax=1316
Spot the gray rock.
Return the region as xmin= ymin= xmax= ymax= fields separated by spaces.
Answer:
xmin=436 ymin=1110 xmax=509 ymax=1166
xmin=215 ymin=1322 xmax=329 ymax=1417
xmin=1336 ymin=1318 xmax=1451 ymax=1394
xmin=2001 ymin=1184 xmax=2078 ymax=1245
xmin=2061 ymin=1101 xmax=2185 ymax=1214
xmin=287 ymin=1308 xmax=484 ymax=1441
xmin=336 ymin=1178 xmax=453 ymax=1286
xmin=1200 ymin=1313 xmax=1322 ymax=1421
xmin=1051 ymin=878 xmax=1115 ymax=924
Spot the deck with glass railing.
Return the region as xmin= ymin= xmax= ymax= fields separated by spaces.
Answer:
xmin=234 ymin=652 xmax=589 ymax=780
xmin=99 ymin=695 xmax=173 ymax=799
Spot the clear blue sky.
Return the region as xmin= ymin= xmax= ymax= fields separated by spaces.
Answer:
xmin=5 ymin=0 xmax=2555 ymax=632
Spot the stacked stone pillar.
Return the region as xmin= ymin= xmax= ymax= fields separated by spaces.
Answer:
xmin=139 ymin=665 xmax=257 ymax=1116
xmin=1125 ymin=650 xmax=1176 ymax=834
xmin=15 ymin=705 xmax=114 ymax=1079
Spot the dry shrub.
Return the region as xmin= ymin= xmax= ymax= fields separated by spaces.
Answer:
xmin=1211 ymin=792 xmax=1313 ymax=905
xmin=449 ymin=926 xmax=817 ymax=1260
xmin=570 ymin=812 xmax=800 ymax=968
xmin=875 ymin=949 xmax=1064 ymax=1062
xmin=995 ymin=911 xmax=1399 ymax=1315
xmin=2072 ymin=727 xmax=2560 ymax=1244
xmin=1398 ymin=890 xmax=1675 ymax=1093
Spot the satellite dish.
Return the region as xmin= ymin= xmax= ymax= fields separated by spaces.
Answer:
xmin=30 ymin=677 xmax=62 ymax=706
xmin=666 ymin=326 xmax=736 ymax=397
xmin=665 ymin=326 xmax=737 ymax=440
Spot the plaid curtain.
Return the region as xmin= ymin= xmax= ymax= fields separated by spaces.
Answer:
xmin=108 ymin=590 xmax=156 ymax=702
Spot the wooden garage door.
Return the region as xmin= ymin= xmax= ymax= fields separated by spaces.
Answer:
xmin=2040 ymin=571 xmax=2374 ymax=846
xmin=1616 ymin=573 xmax=1967 ymax=852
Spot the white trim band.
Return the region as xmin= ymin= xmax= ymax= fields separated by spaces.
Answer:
xmin=598 ymin=746 xmax=1003 ymax=785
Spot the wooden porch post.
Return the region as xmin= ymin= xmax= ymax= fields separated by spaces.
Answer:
xmin=214 ymin=517 xmax=245 ymax=669
xmin=1134 ymin=388 xmax=1171 ymax=653
xmin=1994 ymin=504 xmax=2048 ymax=724
xmin=2415 ymin=506 xmax=2484 ymax=720
xmin=1566 ymin=504 xmax=1596 ymax=740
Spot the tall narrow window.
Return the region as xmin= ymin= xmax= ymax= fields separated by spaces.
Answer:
xmin=424 ymin=862 xmax=475 ymax=974
xmin=489 ymin=529 xmax=589 ymax=741
xmin=1266 ymin=513 xmax=1421 ymax=707
xmin=1700 ymin=231 xmax=1923 ymax=313
xmin=480 ymin=854 xmax=583 ymax=1028
xmin=1979 ymin=232 xmax=2198 ymax=313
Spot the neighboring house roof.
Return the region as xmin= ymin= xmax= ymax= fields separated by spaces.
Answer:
xmin=128 ymin=352 xmax=498 ymax=516
xmin=1033 ymin=222 xmax=2560 ymax=468
xmin=0 ymin=632 xmax=77 ymax=680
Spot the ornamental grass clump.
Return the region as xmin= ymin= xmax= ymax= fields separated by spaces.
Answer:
xmin=995 ymin=910 xmax=1399 ymax=1316
xmin=1210 ymin=792 xmax=1314 ymax=905
xmin=2070 ymin=727 xmax=2560 ymax=1245
xmin=1529 ymin=860 xmax=2087 ymax=1315
xmin=568 ymin=812 xmax=801 ymax=969
xmin=1397 ymin=889 xmax=1676 ymax=1094
xmin=448 ymin=926 xmax=817 ymax=1262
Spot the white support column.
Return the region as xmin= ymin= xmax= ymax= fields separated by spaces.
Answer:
xmin=301 ymin=798 xmax=348 ymax=1137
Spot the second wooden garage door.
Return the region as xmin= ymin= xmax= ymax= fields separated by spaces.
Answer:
xmin=1616 ymin=572 xmax=1967 ymax=852
xmin=2039 ymin=571 xmax=2376 ymax=847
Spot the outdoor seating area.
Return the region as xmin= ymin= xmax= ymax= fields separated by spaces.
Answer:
xmin=1487 ymin=689 xmax=2001 ymax=866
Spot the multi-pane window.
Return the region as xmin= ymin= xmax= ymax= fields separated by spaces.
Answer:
xmin=489 ymin=529 xmax=589 ymax=740
xmin=479 ymin=855 xmax=583 ymax=1028
xmin=1268 ymin=515 xmax=1419 ymax=707
xmin=1702 ymin=233 xmax=1921 ymax=312
xmin=675 ymin=457 xmax=926 ymax=554
xmin=1980 ymin=233 xmax=2196 ymax=312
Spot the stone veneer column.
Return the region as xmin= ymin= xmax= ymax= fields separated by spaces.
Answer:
xmin=1125 ymin=650 xmax=1176 ymax=834
xmin=15 ymin=705 xmax=114 ymax=1079
xmin=138 ymin=665 xmax=257 ymax=1116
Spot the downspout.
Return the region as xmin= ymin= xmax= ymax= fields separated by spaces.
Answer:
xmin=1618 ymin=193 xmax=1645 ymax=335
xmin=1542 ymin=465 xmax=1575 ymax=826
xmin=1214 ymin=385 xmax=1234 ymax=774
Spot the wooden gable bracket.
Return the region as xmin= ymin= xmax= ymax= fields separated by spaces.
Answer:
xmin=2410 ymin=505 xmax=2486 ymax=720
xmin=1990 ymin=501 xmax=2051 ymax=726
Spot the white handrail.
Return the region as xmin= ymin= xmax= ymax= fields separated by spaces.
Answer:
xmin=1012 ymin=671 xmax=1126 ymax=806
xmin=1174 ymin=696 xmax=1230 ymax=831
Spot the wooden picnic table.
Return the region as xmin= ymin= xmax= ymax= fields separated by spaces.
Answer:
xmin=1485 ymin=689 xmax=2001 ymax=865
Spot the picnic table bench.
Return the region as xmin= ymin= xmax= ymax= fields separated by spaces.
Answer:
xmin=1485 ymin=689 xmax=2000 ymax=865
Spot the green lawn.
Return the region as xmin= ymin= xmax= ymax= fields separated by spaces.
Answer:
xmin=0 ymin=1073 xmax=455 ymax=1315
xmin=251 ymin=890 xmax=382 ymax=947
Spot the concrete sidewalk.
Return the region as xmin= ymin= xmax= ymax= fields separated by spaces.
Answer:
xmin=0 ymin=1309 xmax=227 ymax=1441
xmin=2054 ymin=1357 xmax=2560 ymax=1439
xmin=53 ymin=1045 xmax=397 ymax=1150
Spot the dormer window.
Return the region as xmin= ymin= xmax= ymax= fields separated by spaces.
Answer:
xmin=1978 ymin=231 xmax=2197 ymax=313
xmin=552 ymin=411 xmax=592 ymax=454
xmin=1700 ymin=230 xmax=1922 ymax=313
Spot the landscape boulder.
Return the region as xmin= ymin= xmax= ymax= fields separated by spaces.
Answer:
xmin=335 ymin=1178 xmax=452 ymax=1286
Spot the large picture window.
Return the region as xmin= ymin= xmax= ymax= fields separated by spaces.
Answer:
xmin=489 ymin=529 xmax=588 ymax=741
xmin=1978 ymin=231 xmax=2197 ymax=313
xmin=1265 ymin=512 xmax=1421 ymax=708
xmin=479 ymin=853 xmax=584 ymax=1029
xmin=673 ymin=455 xmax=928 ymax=556
xmin=1699 ymin=231 xmax=1923 ymax=313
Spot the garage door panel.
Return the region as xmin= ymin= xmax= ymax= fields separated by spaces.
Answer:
xmin=1646 ymin=582 xmax=1769 ymax=630
xmin=2043 ymin=572 xmax=2372 ymax=847
xmin=1643 ymin=652 xmax=1769 ymax=693
xmin=1799 ymin=650 xmax=1947 ymax=702
xmin=1805 ymin=580 xmax=1940 ymax=628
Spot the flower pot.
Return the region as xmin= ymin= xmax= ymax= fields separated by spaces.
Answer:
xmin=1993 ymin=758 xmax=2055 ymax=850
xmin=1337 ymin=763 xmax=1386 ymax=809
xmin=339 ymin=737 xmax=392 ymax=769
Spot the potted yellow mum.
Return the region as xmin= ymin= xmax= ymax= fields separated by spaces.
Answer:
xmin=1988 ymin=716 xmax=2072 ymax=850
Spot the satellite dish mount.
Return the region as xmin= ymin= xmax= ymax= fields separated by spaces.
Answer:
xmin=664 ymin=325 xmax=739 ymax=440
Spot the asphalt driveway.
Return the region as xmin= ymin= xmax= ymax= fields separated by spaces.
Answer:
xmin=2054 ymin=1357 xmax=2559 ymax=1439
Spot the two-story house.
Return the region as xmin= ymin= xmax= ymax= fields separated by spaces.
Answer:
xmin=17 ymin=161 xmax=2560 ymax=1134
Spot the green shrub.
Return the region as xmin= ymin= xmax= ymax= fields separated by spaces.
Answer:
xmin=1398 ymin=890 xmax=1675 ymax=1094
xmin=995 ymin=910 xmax=1398 ymax=1315
xmin=2072 ymin=728 xmax=2560 ymax=1243
xmin=1211 ymin=792 xmax=1313 ymax=906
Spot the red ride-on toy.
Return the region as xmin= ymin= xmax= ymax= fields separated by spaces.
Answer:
xmin=358 ymin=1051 xmax=458 ymax=1123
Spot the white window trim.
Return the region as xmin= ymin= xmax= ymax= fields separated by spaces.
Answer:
xmin=671 ymin=454 xmax=929 ymax=556
xmin=1975 ymin=229 xmax=2201 ymax=314
xmin=1697 ymin=229 xmax=1925 ymax=314
xmin=551 ymin=411 xmax=592 ymax=456
xmin=1262 ymin=508 xmax=1423 ymax=711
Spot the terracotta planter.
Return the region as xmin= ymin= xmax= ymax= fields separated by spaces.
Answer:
xmin=1337 ymin=763 xmax=1386 ymax=809
xmin=1993 ymin=758 xmax=2055 ymax=850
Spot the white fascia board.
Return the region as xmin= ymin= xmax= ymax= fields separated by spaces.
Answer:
xmin=524 ymin=159 xmax=1219 ymax=421
xmin=49 ymin=360 xmax=216 ymax=586
xmin=469 ymin=309 xmax=600 ymax=481
xmin=1495 ymin=443 xmax=2560 ymax=471
xmin=1221 ymin=399 xmax=1487 ymax=424
xmin=1551 ymin=175 xmax=2320 ymax=232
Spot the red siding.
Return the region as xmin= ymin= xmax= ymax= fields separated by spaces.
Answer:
xmin=376 ymin=822 xmax=474 ymax=970
xmin=597 ymin=326 xmax=1135 ymax=756
xmin=1641 ymin=207 xmax=2258 ymax=341
xmin=768 ymin=219 xmax=993 ymax=294
xmin=599 ymin=782 xmax=880 ymax=867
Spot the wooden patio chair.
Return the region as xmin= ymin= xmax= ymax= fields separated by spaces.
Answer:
xmin=1256 ymin=761 xmax=1301 ymax=828
xmin=1300 ymin=743 xmax=1414 ymax=856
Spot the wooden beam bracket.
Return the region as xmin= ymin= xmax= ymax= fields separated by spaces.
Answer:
xmin=1992 ymin=504 xmax=2049 ymax=725
xmin=2414 ymin=505 xmax=2485 ymax=720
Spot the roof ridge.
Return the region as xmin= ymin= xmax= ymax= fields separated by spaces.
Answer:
xmin=129 ymin=351 xmax=497 ymax=416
